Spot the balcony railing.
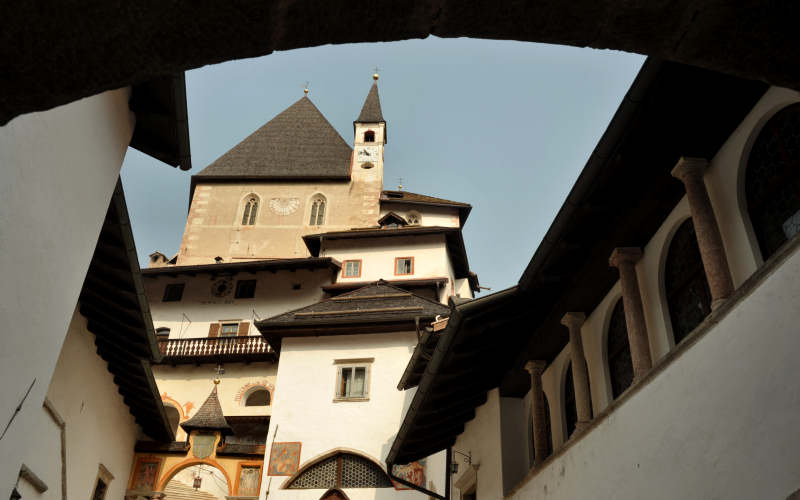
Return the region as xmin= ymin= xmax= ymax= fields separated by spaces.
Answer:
xmin=157 ymin=335 xmax=275 ymax=364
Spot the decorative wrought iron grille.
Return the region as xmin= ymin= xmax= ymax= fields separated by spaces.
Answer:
xmin=665 ymin=219 xmax=712 ymax=345
xmin=607 ymin=298 xmax=633 ymax=399
xmin=287 ymin=453 xmax=392 ymax=489
xmin=746 ymin=103 xmax=800 ymax=261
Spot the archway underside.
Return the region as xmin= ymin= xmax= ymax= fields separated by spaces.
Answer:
xmin=2 ymin=1 xmax=798 ymax=125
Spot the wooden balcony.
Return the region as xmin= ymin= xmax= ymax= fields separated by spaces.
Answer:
xmin=157 ymin=335 xmax=276 ymax=364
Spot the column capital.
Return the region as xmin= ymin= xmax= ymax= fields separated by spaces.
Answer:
xmin=560 ymin=311 xmax=586 ymax=329
xmin=524 ymin=360 xmax=547 ymax=375
xmin=609 ymin=247 xmax=642 ymax=267
xmin=671 ymin=156 xmax=709 ymax=182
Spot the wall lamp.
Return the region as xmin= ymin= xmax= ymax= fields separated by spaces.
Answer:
xmin=451 ymin=449 xmax=472 ymax=474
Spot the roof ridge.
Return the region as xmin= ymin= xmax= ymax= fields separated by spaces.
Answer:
xmin=381 ymin=190 xmax=471 ymax=207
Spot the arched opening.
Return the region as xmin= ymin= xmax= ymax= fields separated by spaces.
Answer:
xmin=309 ymin=195 xmax=327 ymax=226
xmin=563 ymin=362 xmax=577 ymax=439
xmin=163 ymin=463 xmax=230 ymax=500
xmin=607 ymin=298 xmax=633 ymax=399
xmin=406 ymin=211 xmax=421 ymax=225
xmin=527 ymin=393 xmax=552 ymax=466
xmin=363 ymin=130 xmax=375 ymax=142
xmin=321 ymin=489 xmax=349 ymax=500
xmin=164 ymin=404 xmax=181 ymax=437
xmin=285 ymin=451 xmax=392 ymax=489
xmin=241 ymin=195 xmax=259 ymax=225
xmin=745 ymin=103 xmax=800 ymax=262
xmin=245 ymin=388 xmax=270 ymax=406
xmin=664 ymin=218 xmax=712 ymax=345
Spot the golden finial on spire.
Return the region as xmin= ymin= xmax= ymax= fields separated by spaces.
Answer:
xmin=398 ymin=177 xmax=403 ymax=191
xmin=373 ymin=67 xmax=380 ymax=81
xmin=303 ymin=81 xmax=310 ymax=95
xmin=213 ymin=364 xmax=224 ymax=384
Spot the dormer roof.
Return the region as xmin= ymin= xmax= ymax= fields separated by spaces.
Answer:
xmin=381 ymin=190 xmax=472 ymax=226
xmin=378 ymin=211 xmax=407 ymax=227
xmin=194 ymin=96 xmax=352 ymax=181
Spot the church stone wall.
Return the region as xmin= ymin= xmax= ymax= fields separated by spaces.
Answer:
xmin=0 ymin=88 xmax=135 ymax=491
xmin=178 ymin=176 xmax=383 ymax=264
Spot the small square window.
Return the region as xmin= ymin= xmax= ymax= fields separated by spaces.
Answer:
xmin=336 ymin=364 xmax=370 ymax=400
xmin=235 ymin=279 xmax=257 ymax=298
xmin=162 ymin=283 xmax=185 ymax=302
xmin=220 ymin=323 xmax=239 ymax=337
xmin=343 ymin=260 xmax=362 ymax=278
xmin=395 ymin=257 xmax=414 ymax=275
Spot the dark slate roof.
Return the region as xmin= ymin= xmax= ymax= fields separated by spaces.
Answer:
xmin=194 ymin=96 xmax=352 ymax=180
xmin=256 ymin=281 xmax=450 ymax=352
xmin=381 ymin=190 xmax=472 ymax=226
xmin=180 ymin=384 xmax=233 ymax=435
xmin=356 ymin=83 xmax=384 ymax=123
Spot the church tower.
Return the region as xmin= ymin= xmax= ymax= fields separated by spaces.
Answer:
xmin=352 ymin=73 xmax=386 ymax=192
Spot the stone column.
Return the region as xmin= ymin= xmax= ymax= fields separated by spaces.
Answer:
xmin=609 ymin=247 xmax=652 ymax=379
xmin=524 ymin=360 xmax=549 ymax=465
xmin=560 ymin=312 xmax=591 ymax=432
xmin=671 ymin=157 xmax=735 ymax=309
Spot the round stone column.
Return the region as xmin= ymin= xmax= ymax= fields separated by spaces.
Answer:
xmin=609 ymin=247 xmax=653 ymax=379
xmin=671 ymin=157 xmax=735 ymax=309
xmin=560 ymin=312 xmax=592 ymax=433
xmin=524 ymin=360 xmax=549 ymax=465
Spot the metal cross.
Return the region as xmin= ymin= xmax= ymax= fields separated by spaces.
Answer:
xmin=374 ymin=66 xmax=380 ymax=75
xmin=214 ymin=364 xmax=225 ymax=378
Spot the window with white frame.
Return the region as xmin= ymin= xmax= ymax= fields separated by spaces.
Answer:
xmin=334 ymin=359 xmax=373 ymax=400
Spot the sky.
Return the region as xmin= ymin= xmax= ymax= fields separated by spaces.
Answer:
xmin=120 ymin=37 xmax=644 ymax=293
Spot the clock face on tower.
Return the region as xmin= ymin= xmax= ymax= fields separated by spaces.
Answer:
xmin=356 ymin=146 xmax=380 ymax=163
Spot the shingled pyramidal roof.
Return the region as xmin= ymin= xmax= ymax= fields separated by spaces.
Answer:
xmin=180 ymin=383 xmax=233 ymax=435
xmin=356 ymin=82 xmax=384 ymax=123
xmin=195 ymin=96 xmax=353 ymax=180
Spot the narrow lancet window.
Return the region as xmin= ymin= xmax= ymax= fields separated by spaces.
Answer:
xmin=310 ymin=195 xmax=326 ymax=226
xmin=242 ymin=196 xmax=258 ymax=225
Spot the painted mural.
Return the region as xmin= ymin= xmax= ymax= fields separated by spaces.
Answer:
xmin=391 ymin=459 xmax=426 ymax=490
xmin=268 ymin=442 xmax=302 ymax=476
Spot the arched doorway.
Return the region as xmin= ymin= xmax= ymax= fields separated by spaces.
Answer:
xmin=164 ymin=464 xmax=230 ymax=500
xmin=321 ymin=488 xmax=349 ymax=500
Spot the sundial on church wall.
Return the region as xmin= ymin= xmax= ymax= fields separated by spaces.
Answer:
xmin=269 ymin=197 xmax=300 ymax=215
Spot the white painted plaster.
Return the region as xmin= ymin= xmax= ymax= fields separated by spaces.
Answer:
xmin=0 ymin=88 xmax=134 ymax=489
xmin=451 ymin=389 xmax=504 ymax=500
xmin=20 ymin=309 xmax=141 ymax=500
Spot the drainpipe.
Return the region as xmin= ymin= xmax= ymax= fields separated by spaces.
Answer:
xmin=386 ymin=461 xmax=447 ymax=500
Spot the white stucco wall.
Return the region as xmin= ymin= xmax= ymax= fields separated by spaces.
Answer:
xmin=260 ymin=332 xmax=434 ymax=500
xmin=0 ymin=89 xmax=135 ymax=490
xmin=509 ymin=239 xmax=800 ymax=500
xmin=18 ymin=309 xmax=141 ymax=500
xmin=378 ymin=204 xmax=461 ymax=228
xmin=145 ymin=268 xmax=331 ymax=339
xmin=321 ymin=235 xmax=456 ymax=301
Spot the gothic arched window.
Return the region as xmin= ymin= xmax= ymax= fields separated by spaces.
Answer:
xmin=363 ymin=130 xmax=375 ymax=143
xmin=242 ymin=196 xmax=259 ymax=225
xmin=527 ymin=393 xmax=552 ymax=466
xmin=607 ymin=298 xmax=633 ymax=399
xmin=286 ymin=452 xmax=392 ymax=489
xmin=665 ymin=218 xmax=712 ymax=345
xmin=564 ymin=362 xmax=577 ymax=439
xmin=309 ymin=195 xmax=326 ymax=226
xmin=745 ymin=103 xmax=800 ymax=261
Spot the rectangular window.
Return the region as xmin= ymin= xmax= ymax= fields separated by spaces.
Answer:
xmin=162 ymin=283 xmax=185 ymax=302
xmin=333 ymin=360 xmax=374 ymax=401
xmin=235 ymin=279 xmax=257 ymax=298
xmin=395 ymin=257 xmax=414 ymax=275
xmin=220 ymin=323 xmax=239 ymax=337
xmin=342 ymin=260 xmax=362 ymax=278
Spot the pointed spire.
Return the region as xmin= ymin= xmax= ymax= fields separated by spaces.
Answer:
xmin=180 ymin=384 xmax=233 ymax=435
xmin=356 ymin=81 xmax=384 ymax=123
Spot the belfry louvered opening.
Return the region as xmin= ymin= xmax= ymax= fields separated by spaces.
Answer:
xmin=286 ymin=452 xmax=393 ymax=489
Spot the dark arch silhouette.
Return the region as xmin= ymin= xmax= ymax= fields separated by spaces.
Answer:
xmin=745 ymin=103 xmax=800 ymax=262
xmin=321 ymin=489 xmax=349 ymax=500
xmin=664 ymin=219 xmax=712 ymax=345
xmin=607 ymin=298 xmax=633 ymax=399
xmin=285 ymin=450 xmax=392 ymax=489
xmin=564 ymin=362 xmax=577 ymax=439
xmin=2 ymin=3 xmax=798 ymax=124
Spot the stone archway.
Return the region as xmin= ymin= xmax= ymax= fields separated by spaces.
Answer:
xmin=157 ymin=458 xmax=233 ymax=496
xmin=163 ymin=463 xmax=230 ymax=500
xmin=2 ymin=2 xmax=799 ymax=124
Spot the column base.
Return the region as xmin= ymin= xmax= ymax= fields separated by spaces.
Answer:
xmin=711 ymin=297 xmax=728 ymax=310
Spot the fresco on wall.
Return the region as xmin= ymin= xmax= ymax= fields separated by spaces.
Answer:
xmin=132 ymin=458 xmax=161 ymax=490
xmin=268 ymin=442 xmax=302 ymax=476
xmin=391 ymin=459 xmax=426 ymax=490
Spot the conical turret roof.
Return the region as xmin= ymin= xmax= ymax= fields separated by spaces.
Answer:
xmin=356 ymin=83 xmax=384 ymax=123
xmin=194 ymin=96 xmax=352 ymax=180
xmin=180 ymin=384 xmax=233 ymax=435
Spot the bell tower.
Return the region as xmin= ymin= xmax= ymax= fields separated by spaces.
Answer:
xmin=352 ymin=72 xmax=386 ymax=190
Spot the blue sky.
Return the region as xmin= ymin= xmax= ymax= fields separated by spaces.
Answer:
xmin=121 ymin=37 xmax=644 ymax=292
